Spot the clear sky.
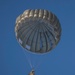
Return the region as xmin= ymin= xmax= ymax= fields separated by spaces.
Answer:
xmin=0 ymin=0 xmax=75 ymax=75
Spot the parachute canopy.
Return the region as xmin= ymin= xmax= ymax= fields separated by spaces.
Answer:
xmin=15 ymin=9 xmax=61 ymax=53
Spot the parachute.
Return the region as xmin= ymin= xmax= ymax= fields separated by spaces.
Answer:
xmin=15 ymin=9 xmax=61 ymax=53
xmin=15 ymin=9 xmax=61 ymax=74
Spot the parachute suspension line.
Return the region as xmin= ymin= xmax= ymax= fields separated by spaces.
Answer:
xmin=24 ymin=52 xmax=33 ymax=69
xmin=34 ymin=53 xmax=47 ymax=71
xmin=34 ymin=55 xmax=44 ymax=71
xmin=34 ymin=59 xmax=42 ymax=71
xmin=22 ymin=49 xmax=33 ymax=69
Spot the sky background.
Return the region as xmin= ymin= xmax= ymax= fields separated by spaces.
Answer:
xmin=0 ymin=0 xmax=75 ymax=75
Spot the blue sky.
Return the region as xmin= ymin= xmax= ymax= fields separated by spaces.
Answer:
xmin=0 ymin=0 xmax=75 ymax=75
